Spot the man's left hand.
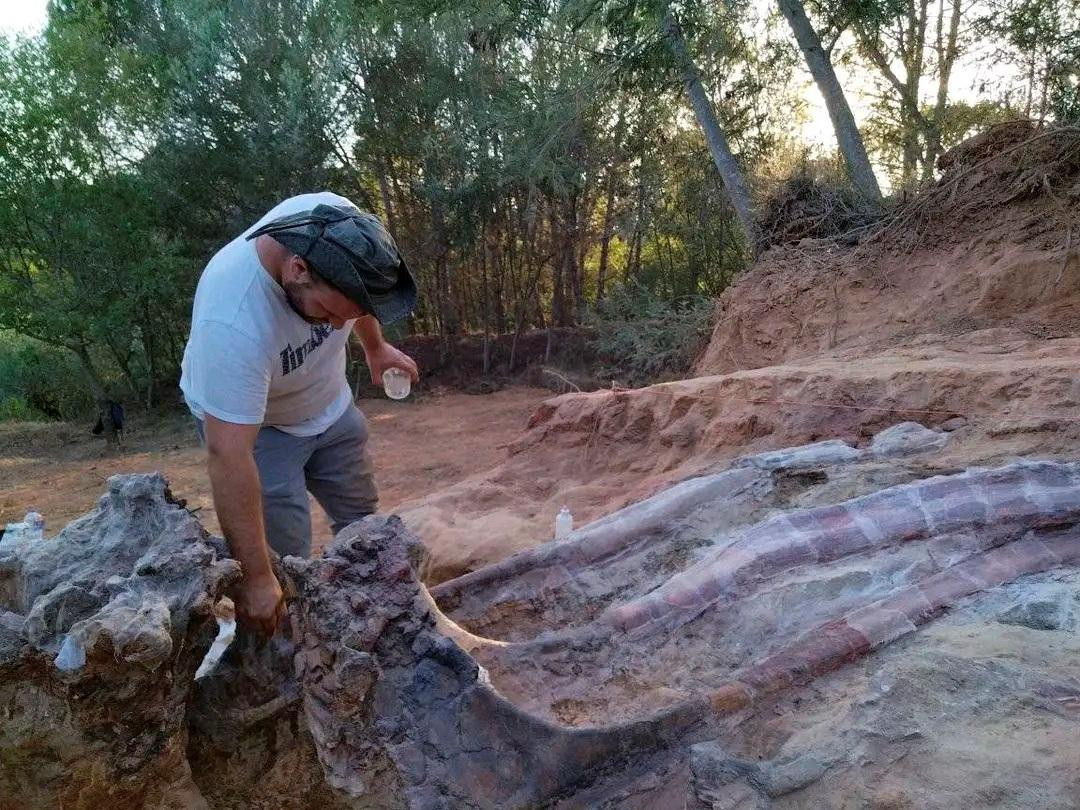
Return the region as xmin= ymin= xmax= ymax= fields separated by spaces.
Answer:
xmin=364 ymin=341 xmax=419 ymax=386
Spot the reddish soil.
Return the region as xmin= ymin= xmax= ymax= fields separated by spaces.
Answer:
xmin=0 ymin=387 xmax=549 ymax=552
xmin=6 ymin=123 xmax=1079 ymax=810
xmin=5 ymin=125 xmax=1078 ymax=591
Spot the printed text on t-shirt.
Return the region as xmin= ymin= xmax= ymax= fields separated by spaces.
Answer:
xmin=280 ymin=324 xmax=336 ymax=375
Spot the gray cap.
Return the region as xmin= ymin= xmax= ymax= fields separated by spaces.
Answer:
xmin=247 ymin=203 xmax=417 ymax=324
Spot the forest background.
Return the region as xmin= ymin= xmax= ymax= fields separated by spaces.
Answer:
xmin=0 ymin=0 xmax=1077 ymax=419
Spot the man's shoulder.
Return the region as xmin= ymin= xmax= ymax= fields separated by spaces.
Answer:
xmin=187 ymin=317 xmax=272 ymax=365
xmin=193 ymin=239 xmax=256 ymax=311
xmin=190 ymin=240 xmax=274 ymax=344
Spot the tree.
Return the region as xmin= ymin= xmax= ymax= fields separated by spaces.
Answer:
xmin=4 ymin=0 xmax=937 ymax=409
xmin=977 ymin=0 xmax=1080 ymax=123
xmin=776 ymin=0 xmax=882 ymax=204
xmin=0 ymin=22 xmax=180 ymax=403
xmin=660 ymin=4 xmax=759 ymax=251
xmin=837 ymin=0 xmax=971 ymax=187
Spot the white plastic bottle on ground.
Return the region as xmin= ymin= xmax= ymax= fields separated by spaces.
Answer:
xmin=23 ymin=510 xmax=44 ymax=541
xmin=555 ymin=506 xmax=573 ymax=539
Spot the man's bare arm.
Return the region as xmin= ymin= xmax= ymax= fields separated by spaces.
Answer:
xmin=352 ymin=315 xmax=419 ymax=384
xmin=352 ymin=314 xmax=386 ymax=353
xmin=204 ymin=414 xmax=283 ymax=636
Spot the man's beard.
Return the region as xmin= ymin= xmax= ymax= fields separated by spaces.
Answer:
xmin=281 ymin=280 xmax=329 ymax=325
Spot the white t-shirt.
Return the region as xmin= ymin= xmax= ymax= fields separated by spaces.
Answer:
xmin=180 ymin=192 xmax=357 ymax=437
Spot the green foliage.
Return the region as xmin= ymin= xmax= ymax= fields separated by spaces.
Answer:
xmin=0 ymin=396 xmax=37 ymax=422
xmin=0 ymin=334 xmax=96 ymax=421
xmin=0 ymin=0 xmax=1072 ymax=416
xmin=976 ymin=0 xmax=1080 ymax=123
xmin=588 ymin=282 xmax=714 ymax=386
xmin=0 ymin=20 xmax=191 ymax=408
xmin=632 ymin=128 xmax=749 ymax=296
xmin=863 ymin=99 xmax=1025 ymax=189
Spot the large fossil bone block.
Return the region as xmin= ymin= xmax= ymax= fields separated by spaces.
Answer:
xmin=0 ymin=474 xmax=239 ymax=809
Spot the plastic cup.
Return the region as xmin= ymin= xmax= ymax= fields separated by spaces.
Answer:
xmin=382 ymin=368 xmax=411 ymax=400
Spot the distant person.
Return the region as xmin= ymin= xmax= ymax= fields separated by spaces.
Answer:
xmin=180 ymin=192 xmax=419 ymax=636
xmin=91 ymin=399 xmax=125 ymax=449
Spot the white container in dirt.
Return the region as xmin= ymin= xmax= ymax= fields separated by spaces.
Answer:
xmin=23 ymin=511 xmax=44 ymax=541
xmin=195 ymin=617 xmax=237 ymax=679
xmin=382 ymin=367 xmax=411 ymax=400
xmin=555 ymin=506 xmax=573 ymax=539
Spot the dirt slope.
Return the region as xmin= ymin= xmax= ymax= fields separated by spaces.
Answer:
xmin=401 ymin=124 xmax=1080 ymax=584
xmin=697 ymin=122 xmax=1080 ymax=375
xmin=405 ymin=333 xmax=1080 ymax=582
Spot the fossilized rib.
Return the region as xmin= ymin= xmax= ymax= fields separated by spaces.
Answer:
xmin=605 ymin=462 xmax=1080 ymax=634
xmin=281 ymin=518 xmax=705 ymax=809
xmin=701 ymin=526 xmax=1080 ymax=717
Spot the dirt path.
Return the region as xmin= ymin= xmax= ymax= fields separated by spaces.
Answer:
xmin=0 ymin=387 xmax=549 ymax=552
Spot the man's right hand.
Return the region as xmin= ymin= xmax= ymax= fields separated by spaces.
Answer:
xmin=233 ymin=570 xmax=285 ymax=637
xmin=204 ymin=415 xmax=284 ymax=639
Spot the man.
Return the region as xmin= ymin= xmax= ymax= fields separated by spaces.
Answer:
xmin=180 ymin=192 xmax=418 ymax=636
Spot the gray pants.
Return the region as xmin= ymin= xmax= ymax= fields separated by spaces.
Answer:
xmin=197 ymin=405 xmax=378 ymax=558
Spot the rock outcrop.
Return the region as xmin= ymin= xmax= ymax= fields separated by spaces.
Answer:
xmin=4 ymin=421 xmax=1080 ymax=807
xmin=0 ymin=474 xmax=238 ymax=809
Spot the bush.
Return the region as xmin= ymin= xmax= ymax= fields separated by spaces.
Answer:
xmin=757 ymin=168 xmax=881 ymax=249
xmin=0 ymin=334 xmax=96 ymax=421
xmin=587 ymin=283 xmax=714 ymax=388
xmin=0 ymin=395 xmax=37 ymax=421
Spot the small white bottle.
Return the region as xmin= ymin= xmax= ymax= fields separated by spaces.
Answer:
xmin=555 ymin=506 xmax=573 ymax=539
xmin=22 ymin=511 xmax=44 ymax=541
xmin=382 ymin=368 xmax=411 ymax=400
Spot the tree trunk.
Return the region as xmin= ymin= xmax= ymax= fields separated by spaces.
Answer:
xmin=550 ymin=209 xmax=570 ymax=327
xmin=481 ymin=230 xmax=492 ymax=376
xmin=924 ymin=0 xmax=963 ymax=179
xmin=1038 ymin=59 xmax=1050 ymax=120
xmin=627 ymin=178 xmax=646 ymax=283
xmin=596 ymin=168 xmax=617 ymax=302
xmin=509 ymin=322 xmax=523 ymax=372
xmin=567 ymin=193 xmax=585 ymax=322
xmin=597 ymin=97 xmax=627 ymax=302
xmin=144 ymin=337 xmax=156 ymax=410
xmin=1025 ymin=53 xmax=1036 ymax=118
xmin=377 ymin=159 xmax=397 ymax=236
xmin=70 ymin=342 xmax=107 ymax=403
xmin=906 ymin=0 xmax=931 ymax=185
xmin=661 ymin=6 xmax=759 ymax=253
xmin=105 ymin=339 xmax=140 ymax=400
xmin=777 ymin=0 xmax=882 ymax=205
xmin=429 ymin=191 xmax=458 ymax=338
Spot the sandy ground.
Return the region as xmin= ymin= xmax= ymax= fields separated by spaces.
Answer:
xmin=0 ymin=386 xmax=550 ymax=554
